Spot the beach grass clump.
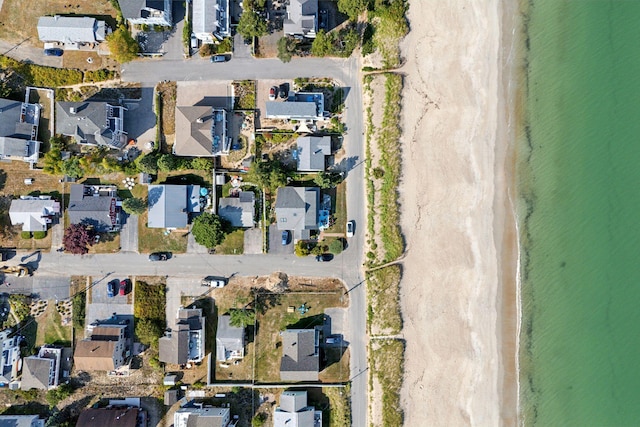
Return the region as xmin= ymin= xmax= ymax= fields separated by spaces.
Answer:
xmin=371 ymin=0 xmax=408 ymax=69
xmin=370 ymin=338 xmax=405 ymax=427
xmin=366 ymin=265 xmax=402 ymax=335
xmin=324 ymin=385 xmax=351 ymax=427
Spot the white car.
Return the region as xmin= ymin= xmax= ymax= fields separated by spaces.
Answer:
xmin=201 ymin=276 xmax=227 ymax=288
xmin=346 ymin=220 xmax=355 ymax=237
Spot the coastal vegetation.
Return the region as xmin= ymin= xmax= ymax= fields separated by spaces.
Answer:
xmin=133 ymin=281 xmax=166 ymax=349
xmin=370 ymin=339 xmax=405 ymax=426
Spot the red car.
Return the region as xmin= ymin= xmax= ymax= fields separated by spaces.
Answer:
xmin=269 ymin=86 xmax=277 ymax=101
xmin=119 ymin=279 xmax=131 ymax=296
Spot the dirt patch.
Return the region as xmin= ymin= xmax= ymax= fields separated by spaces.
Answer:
xmin=256 ymin=31 xmax=283 ymax=58
xmin=157 ymin=81 xmax=177 ymax=139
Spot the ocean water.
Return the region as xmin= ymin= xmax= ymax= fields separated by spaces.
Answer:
xmin=520 ymin=0 xmax=640 ymax=425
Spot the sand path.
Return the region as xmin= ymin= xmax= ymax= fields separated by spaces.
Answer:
xmin=398 ymin=1 xmax=518 ymax=425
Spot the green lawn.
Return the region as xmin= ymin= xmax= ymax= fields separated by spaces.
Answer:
xmin=35 ymin=302 xmax=72 ymax=347
xmin=324 ymin=181 xmax=347 ymax=234
xmin=215 ymin=229 xmax=245 ymax=254
xmin=138 ymin=211 xmax=188 ymax=253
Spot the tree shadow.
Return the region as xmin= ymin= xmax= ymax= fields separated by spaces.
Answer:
xmin=0 ymin=169 xmax=6 ymax=191
xmin=251 ymin=287 xmax=282 ymax=315
xmin=287 ymin=313 xmax=324 ymax=330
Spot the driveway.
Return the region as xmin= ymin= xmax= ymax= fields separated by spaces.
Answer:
xmin=268 ymin=224 xmax=292 ymax=255
xmin=120 ymin=214 xmax=139 ymax=253
xmin=243 ymin=228 xmax=263 ymax=254
xmin=163 ymin=1 xmax=187 ymax=60
xmin=187 ymin=231 xmax=208 ymax=254
xmin=0 ymin=38 xmax=63 ymax=67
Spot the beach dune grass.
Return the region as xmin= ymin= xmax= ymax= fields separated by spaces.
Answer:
xmin=370 ymin=338 xmax=405 ymax=427
xmin=367 ymin=265 xmax=402 ymax=335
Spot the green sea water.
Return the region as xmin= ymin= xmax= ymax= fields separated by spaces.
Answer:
xmin=520 ymin=1 xmax=640 ymax=425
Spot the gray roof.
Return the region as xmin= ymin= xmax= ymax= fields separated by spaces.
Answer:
xmin=296 ymin=136 xmax=330 ymax=171
xmin=0 ymin=137 xmax=30 ymax=158
xmin=174 ymin=106 xmax=229 ymax=156
xmin=0 ymin=415 xmax=44 ymax=427
xmin=159 ymin=325 xmax=189 ymax=365
xmin=68 ymin=184 xmax=119 ymax=232
xmin=120 ymin=0 xmax=170 ymax=23
xmin=283 ymin=0 xmax=317 ymax=37
xmin=0 ymin=98 xmax=39 ymax=162
xmin=193 ymin=0 xmax=230 ymax=38
xmin=56 ymin=102 xmax=126 ymax=149
xmin=279 ymin=390 xmax=308 ymax=413
xmin=218 ymin=191 xmax=255 ymax=228
xmin=147 ymin=185 xmax=200 ymax=229
xmin=37 ymin=16 xmax=106 ymax=44
xmin=20 ymin=357 xmax=54 ymax=390
xmin=216 ymin=315 xmax=245 ymax=361
xmin=174 ymin=407 xmax=229 ymax=427
xmin=265 ymin=101 xmax=319 ymax=120
xmin=9 ymin=198 xmax=59 ymax=232
xmin=279 ymin=329 xmax=319 ymax=381
xmin=275 ymin=187 xmax=319 ymax=240
xmin=0 ymin=98 xmax=26 ymax=138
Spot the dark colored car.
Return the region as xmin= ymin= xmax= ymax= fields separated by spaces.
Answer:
xmin=279 ymin=83 xmax=289 ymax=99
xmin=281 ymin=230 xmax=289 ymax=245
xmin=149 ymin=252 xmax=171 ymax=261
xmin=44 ymin=48 xmax=63 ymax=56
xmin=119 ymin=279 xmax=131 ymax=296
xmin=107 ymin=279 xmax=118 ymax=298
xmin=316 ymin=253 xmax=333 ymax=262
xmin=211 ymin=54 xmax=226 ymax=63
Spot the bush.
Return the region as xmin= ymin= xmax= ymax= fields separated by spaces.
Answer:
xmin=191 ymin=157 xmax=213 ymax=171
xmin=33 ymin=231 xmax=46 ymax=239
xmin=295 ymin=240 xmax=311 ymax=257
xmin=338 ymin=0 xmax=371 ymax=20
xmin=277 ymin=36 xmax=296 ymax=63
xmin=136 ymin=154 xmax=158 ymax=174
xmin=373 ymin=167 xmax=385 ymax=178
xmin=217 ymin=38 xmax=233 ymax=53
xmin=122 ymin=197 xmax=146 ymax=215
xmin=46 ymin=383 xmax=74 ymax=407
xmin=72 ymin=292 xmax=86 ymax=330
xmin=200 ymin=43 xmax=214 ymax=57
xmin=9 ymin=294 xmax=30 ymax=322
xmin=329 ymin=239 xmax=344 ymax=254
xmin=183 ymin=19 xmax=192 ymax=52
xmin=84 ymin=69 xmax=117 ymax=83
xmin=252 ymin=413 xmax=267 ymax=427
xmin=229 ymin=308 xmax=256 ymax=327
xmin=157 ymin=154 xmax=179 ymax=171
xmin=20 ymin=231 xmax=31 ymax=239
xmin=135 ymin=318 xmax=164 ymax=348
xmin=191 ymin=213 xmax=229 ymax=248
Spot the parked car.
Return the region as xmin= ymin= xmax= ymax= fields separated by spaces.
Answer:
xmin=269 ymin=86 xmax=277 ymax=101
xmin=149 ymin=252 xmax=171 ymax=261
xmin=316 ymin=253 xmax=333 ymax=262
xmin=279 ymin=83 xmax=289 ymax=99
xmin=107 ymin=279 xmax=118 ymax=298
xmin=346 ymin=220 xmax=355 ymax=238
xmin=281 ymin=230 xmax=289 ymax=245
xmin=325 ymin=335 xmax=342 ymax=345
xmin=119 ymin=279 xmax=131 ymax=296
xmin=211 ymin=54 xmax=226 ymax=63
xmin=44 ymin=48 xmax=63 ymax=56
xmin=201 ymin=276 xmax=227 ymax=288
xmin=190 ymin=33 xmax=198 ymax=49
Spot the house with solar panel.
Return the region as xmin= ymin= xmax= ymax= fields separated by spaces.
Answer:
xmin=173 ymin=106 xmax=230 ymax=157
xmin=0 ymin=96 xmax=41 ymax=164
xmin=56 ymin=101 xmax=128 ymax=150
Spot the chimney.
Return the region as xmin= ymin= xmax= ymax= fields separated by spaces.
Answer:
xmin=69 ymin=107 xmax=76 ymax=114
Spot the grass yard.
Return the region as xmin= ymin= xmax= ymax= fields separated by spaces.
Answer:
xmin=215 ymin=229 xmax=244 ymax=254
xmin=324 ymin=181 xmax=347 ymax=234
xmin=367 ymin=265 xmax=402 ymax=335
xmin=324 ymin=386 xmax=351 ymax=427
xmin=138 ymin=211 xmax=188 ymax=253
xmin=157 ymin=81 xmax=177 ymax=139
xmin=370 ymin=339 xmax=405 ymax=427
xmin=0 ymin=162 xmax=63 ymax=197
xmin=62 ymin=51 xmax=118 ymax=72
xmin=35 ymin=301 xmax=72 ymax=347
xmin=254 ymin=291 xmax=347 ymax=383
xmin=28 ymin=88 xmax=54 ymax=143
xmin=0 ymin=0 xmax=119 ymax=43
xmin=87 ymin=232 xmax=120 ymax=253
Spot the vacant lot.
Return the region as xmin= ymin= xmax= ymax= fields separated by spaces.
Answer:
xmin=34 ymin=301 xmax=72 ymax=347
xmin=138 ymin=211 xmax=188 ymax=253
xmin=0 ymin=0 xmax=119 ymax=44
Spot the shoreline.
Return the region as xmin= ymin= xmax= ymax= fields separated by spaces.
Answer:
xmin=398 ymin=0 xmax=520 ymax=425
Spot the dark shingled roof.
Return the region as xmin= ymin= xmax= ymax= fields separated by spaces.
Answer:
xmin=76 ymin=407 xmax=139 ymax=427
xmin=279 ymin=329 xmax=319 ymax=381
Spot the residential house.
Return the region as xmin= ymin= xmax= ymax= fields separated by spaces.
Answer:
xmin=147 ymin=184 xmax=201 ymax=229
xmin=174 ymin=406 xmax=230 ymax=427
xmin=67 ymin=184 xmax=121 ymax=232
xmin=275 ymin=187 xmax=320 ymax=241
xmin=217 ymin=191 xmax=255 ymax=228
xmin=274 ymin=390 xmax=323 ymax=427
xmin=76 ymin=406 xmax=143 ymax=427
xmin=37 ymin=16 xmax=107 ymax=49
xmin=283 ymin=0 xmax=317 ymax=39
xmin=56 ymin=101 xmax=127 ymax=149
xmin=193 ymin=0 xmax=230 ymax=43
xmin=215 ymin=315 xmax=245 ymax=362
xmin=9 ymin=196 xmax=60 ymax=232
xmin=120 ymin=0 xmax=172 ymax=27
xmin=279 ymin=329 xmax=319 ymax=382
xmin=0 ymin=327 xmax=21 ymax=386
xmin=0 ymin=415 xmax=44 ymax=427
xmin=159 ymin=308 xmax=205 ymax=365
xmin=0 ymin=97 xmax=41 ymax=164
xmin=74 ymin=325 xmax=128 ymax=372
xmin=265 ymin=92 xmax=324 ymax=121
xmin=295 ymin=136 xmax=330 ymax=172
xmin=174 ymin=106 xmax=230 ymax=156
xmin=20 ymin=346 xmax=62 ymax=390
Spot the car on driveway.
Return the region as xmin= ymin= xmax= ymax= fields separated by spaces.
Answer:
xmin=107 ymin=279 xmax=118 ymax=298
xmin=279 ymin=83 xmax=289 ymax=99
xmin=316 ymin=253 xmax=333 ymax=262
xmin=119 ymin=279 xmax=131 ymax=296
xmin=211 ymin=54 xmax=226 ymax=63
xmin=201 ymin=276 xmax=227 ymax=288
xmin=149 ymin=252 xmax=171 ymax=261
xmin=44 ymin=48 xmax=63 ymax=56
xmin=281 ymin=230 xmax=289 ymax=245
xmin=346 ymin=220 xmax=355 ymax=237
xmin=269 ymin=86 xmax=277 ymax=101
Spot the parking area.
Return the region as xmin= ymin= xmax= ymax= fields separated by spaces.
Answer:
xmin=268 ymin=224 xmax=293 ymax=255
xmin=243 ymin=228 xmax=263 ymax=254
xmin=90 ymin=276 xmax=132 ymax=304
xmin=176 ymin=81 xmax=233 ymax=108
xmin=324 ymin=307 xmax=347 ymax=346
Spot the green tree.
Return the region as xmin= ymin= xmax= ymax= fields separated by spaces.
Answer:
xmin=42 ymin=148 xmax=63 ymax=175
xmin=277 ymin=36 xmax=296 ymax=63
xmin=252 ymin=413 xmax=267 ymax=427
xmin=338 ymin=0 xmax=371 ymax=20
xmin=191 ymin=157 xmax=213 ymax=171
xmin=122 ymin=197 xmax=146 ymax=215
xmin=295 ymin=240 xmax=311 ymax=257
xmin=311 ymin=30 xmax=334 ymax=57
xmin=229 ymin=308 xmax=256 ymax=327
xmin=157 ymin=154 xmax=179 ymax=171
xmin=191 ymin=212 xmax=229 ymax=248
xmin=61 ymin=157 xmax=84 ymax=179
xmin=329 ymin=239 xmax=344 ymax=254
xmin=107 ymin=26 xmax=139 ymax=63
xmin=313 ymin=171 xmax=343 ymax=189
xmin=136 ymin=154 xmax=158 ymax=174
xmin=46 ymin=383 xmax=74 ymax=408
xmin=237 ymin=10 xmax=267 ymax=40
xmin=0 ymin=80 xmax=11 ymax=98
xmin=135 ymin=318 xmax=164 ymax=348
xmin=247 ymin=160 xmax=289 ymax=192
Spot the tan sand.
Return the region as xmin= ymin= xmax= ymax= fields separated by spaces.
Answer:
xmin=398 ymin=0 xmax=519 ymax=425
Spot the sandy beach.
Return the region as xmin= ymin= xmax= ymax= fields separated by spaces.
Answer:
xmin=398 ymin=0 xmax=519 ymax=425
